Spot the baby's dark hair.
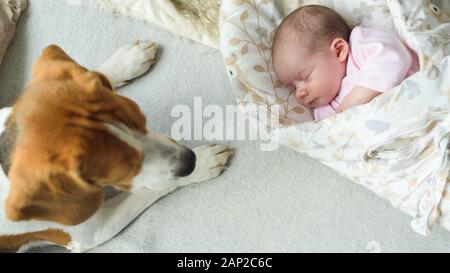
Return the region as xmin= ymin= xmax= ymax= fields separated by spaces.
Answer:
xmin=272 ymin=5 xmax=351 ymax=54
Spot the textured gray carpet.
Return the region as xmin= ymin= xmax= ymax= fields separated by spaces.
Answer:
xmin=1 ymin=0 xmax=450 ymax=253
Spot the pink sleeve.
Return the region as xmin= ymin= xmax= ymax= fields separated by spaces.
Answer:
xmin=314 ymin=105 xmax=336 ymax=120
xmin=350 ymin=27 xmax=413 ymax=93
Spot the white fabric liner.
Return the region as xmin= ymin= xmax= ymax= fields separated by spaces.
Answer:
xmin=220 ymin=0 xmax=450 ymax=235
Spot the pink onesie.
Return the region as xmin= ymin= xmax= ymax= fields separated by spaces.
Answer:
xmin=314 ymin=26 xmax=420 ymax=120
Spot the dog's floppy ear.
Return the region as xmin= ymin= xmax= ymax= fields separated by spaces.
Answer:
xmin=5 ymin=158 xmax=104 ymax=226
xmin=32 ymin=45 xmax=80 ymax=81
xmin=32 ymin=45 xmax=114 ymax=92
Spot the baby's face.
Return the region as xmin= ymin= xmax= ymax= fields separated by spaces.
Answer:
xmin=273 ymin=38 xmax=347 ymax=108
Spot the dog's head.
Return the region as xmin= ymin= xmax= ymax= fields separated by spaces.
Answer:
xmin=3 ymin=45 xmax=195 ymax=226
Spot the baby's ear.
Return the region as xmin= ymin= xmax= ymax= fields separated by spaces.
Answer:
xmin=331 ymin=38 xmax=349 ymax=62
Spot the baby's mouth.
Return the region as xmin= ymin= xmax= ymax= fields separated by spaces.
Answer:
xmin=306 ymin=98 xmax=318 ymax=107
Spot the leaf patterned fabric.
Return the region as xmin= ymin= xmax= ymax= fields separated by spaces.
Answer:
xmin=220 ymin=0 xmax=450 ymax=235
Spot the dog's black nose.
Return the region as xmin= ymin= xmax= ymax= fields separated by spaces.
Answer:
xmin=175 ymin=149 xmax=196 ymax=177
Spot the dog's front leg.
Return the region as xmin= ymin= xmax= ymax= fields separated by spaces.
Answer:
xmin=98 ymin=41 xmax=158 ymax=89
xmin=65 ymin=187 xmax=178 ymax=253
xmin=176 ymin=144 xmax=234 ymax=186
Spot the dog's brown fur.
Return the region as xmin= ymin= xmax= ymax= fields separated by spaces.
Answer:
xmin=4 ymin=46 xmax=148 ymax=226
xmin=0 ymin=229 xmax=71 ymax=252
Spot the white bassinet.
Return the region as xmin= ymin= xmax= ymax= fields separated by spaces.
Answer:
xmin=220 ymin=0 xmax=450 ymax=235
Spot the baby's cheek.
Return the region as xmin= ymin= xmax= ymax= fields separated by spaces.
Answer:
xmin=315 ymin=97 xmax=330 ymax=108
xmin=328 ymin=78 xmax=342 ymax=96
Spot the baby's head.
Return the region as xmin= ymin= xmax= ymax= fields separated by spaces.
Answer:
xmin=272 ymin=5 xmax=351 ymax=108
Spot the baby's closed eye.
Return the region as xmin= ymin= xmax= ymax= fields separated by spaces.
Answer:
xmin=287 ymin=85 xmax=296 ymax=92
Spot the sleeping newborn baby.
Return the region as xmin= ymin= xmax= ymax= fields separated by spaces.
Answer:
xmin=272 ymin=5 xmax=419 ymax=120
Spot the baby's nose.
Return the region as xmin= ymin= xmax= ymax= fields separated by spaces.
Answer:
xmin=296 ymin=89 xmax=309 ymax=100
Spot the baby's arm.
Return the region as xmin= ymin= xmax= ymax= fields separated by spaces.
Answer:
xmin=336 ymin=86 xmax=381 ymax=113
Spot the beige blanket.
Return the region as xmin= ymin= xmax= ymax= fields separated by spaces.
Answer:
xmin=96 ymin=0 xmax=221 ymax=49
xmin=0 ymin=0 xmax=27 ymax=64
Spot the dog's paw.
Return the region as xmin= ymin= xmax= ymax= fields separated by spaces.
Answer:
xmin=182 ymin=144 xmax=233 ymax=184
xmin=99 ymin=41 xmax=158 ymax=88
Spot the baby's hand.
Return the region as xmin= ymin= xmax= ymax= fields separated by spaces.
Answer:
xmin=336 ymin=86 xmax=381 ymax=113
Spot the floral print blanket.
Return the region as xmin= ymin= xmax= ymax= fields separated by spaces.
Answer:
xmin=220 ymin=0 xmax=450 ymax=235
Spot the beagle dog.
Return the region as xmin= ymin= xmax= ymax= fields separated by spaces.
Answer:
xmin=0 ymin=42 xmax=232 ymax=252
